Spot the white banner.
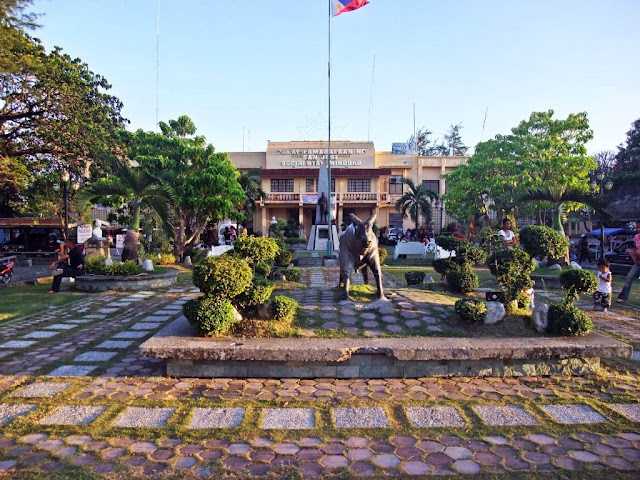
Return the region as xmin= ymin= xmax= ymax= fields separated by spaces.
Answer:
xmin=115 ymin=234 xmax=125 ymax=249
xmin=392 ymin=142 xmax=415 ymax=155
xmin=77 ymin=224 xmax=92 ymax=244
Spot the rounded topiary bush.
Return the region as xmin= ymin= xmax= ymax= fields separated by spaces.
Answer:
xmin=233 ymin=236 xmax=281 ymax=265
xmin=183 ymin=296 xmax=237 ymax=336
xmin=274 ymin=248 xmax=294 ymax=267
xmin=559 ymin=269 xmax=598 ymax=303
xmin=433 ymin=258 xmax=460 ymax=278
xmin=547 ymin=302 xmax=593 ymax=336
xmin=519 ymin=225 xmax=569 ymax=259
xmin=405 ymin=271 xmax=426 ymax=285
xmin=435 ymin=235 xmax=467 ymax=253
xmin=270 ymin=295 xmax=299 ymax=321
xmin=455 ymin=297 xmax=487 ymax=322
xmin=255 ymin=261 xmax=272 ymax=278
xmin=378 ymin=247 xmax=388 ymax=264
xmin=447 ymin=268 xmax=479 ymax=294
xmin=282 ymin=267 xmax=302 ymax=282
xmin=235 ymin=276 xmax=274 ymax=310
xmin=193 ymin=255 xmax=252 ymax=298
xmin=454 ymin=244 xmax=487 ymax=266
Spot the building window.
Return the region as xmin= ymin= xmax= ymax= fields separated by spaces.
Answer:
xmin=388 ymin=213 xmax=404 ymax=228
xmin=422 ymin=180 xmax=440 ymax=194
xmin=305 ymin=179 xmax=316 ymax=192
xmin=271 ymin=179 xmax=294 ymax=192
xmin=347 ymin=178 xmax=371 ymax=192
xmin=389 ymin=175 xmax=404 ymax=194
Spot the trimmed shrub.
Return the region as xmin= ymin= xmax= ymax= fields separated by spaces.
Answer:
xmin=235 ymin=276 xmax=274 ymax=310
xmin=547 ymin=302 xmax=593 ymax=336
xmin=433 ymin=258 xmax=460 ymax=278
xmin=487 ymin=248 xmax=534 ymax=310
xmin=255 ymin=261 xmax=272 ymax=278
xmin=84 ymin=255 xmax=108 ymax=275
xmin=455 ymin=298 xmax=487 ymax=322
xmin=284 ymin=237 xmax=307 ymax=244
xmin=275 ymin=248 xmax=294 ymax=267
xmin=454 ymin=245 xmax=487 ymax=266
xmin=183 ymin=247 xmax=208 ymax=265
xmin=232 ymin=236 xmax=281 ymax=265
xmin=183 ymin=296 xmax=237 ymax=336
xmin=140 ymin=253 xmax=176 ymax=265
xmin=106 ymin=260 xmax=141 ymax=276
xmin=405 ymin=271 xmax=426 ymax=285
xmin=378 ymin=247 xmax=388 ymax=264
xmin=516 ymin=290 xmax=532 ymax=309
xmin=270 ymin=295 xmax=299 ymax=321
xmin=519 ymin=225 xmax=569 ymax=259
xmin=559 ymin=269 xmax=598 ymax=303
xmin=447 ymin=268 xmax=479 ymax=294
xmin=282 ymin=267 xmax=302 ymax=283
xmin=193 ymin=255 xmax=252 ymax=298
xmin=435 ymin=235 xmax=467 ymax=253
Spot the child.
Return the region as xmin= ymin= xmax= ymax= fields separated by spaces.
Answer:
xmin=594 ymin=259 xmax=612 ymax=312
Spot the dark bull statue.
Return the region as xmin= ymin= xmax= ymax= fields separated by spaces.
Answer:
xmin=338 ymin=213 xmax=386 ymax=301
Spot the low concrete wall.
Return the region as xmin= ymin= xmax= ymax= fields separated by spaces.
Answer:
xmin=75 ymin=269 xmax=179 ymax=292
xmin=531 ymin=274 xmax=562 ymax=290
xmin=140 ymin=317 xmax=631 ymax=379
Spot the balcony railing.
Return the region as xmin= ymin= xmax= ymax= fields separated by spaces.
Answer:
xmin=263 ymin=192 xmax=390 ymax=203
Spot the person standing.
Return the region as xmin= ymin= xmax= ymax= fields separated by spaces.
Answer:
xmin=593 ymin=259 xmax=612 ymax=312
xmin=617 ymin=221 xmax=640 ymax=304
xmin=498 ymin=218 xmax=517 ymax=249
xmin=46 ymin=238 xmax=84 ymax=293
xmin=578 ymin=234 xmax=593 ymax=264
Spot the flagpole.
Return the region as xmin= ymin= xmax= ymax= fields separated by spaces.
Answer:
xmin=326 ymin=0 xmax=334 ymax=256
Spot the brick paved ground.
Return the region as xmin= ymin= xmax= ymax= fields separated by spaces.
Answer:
xmin=0 ymin=269 xmax=639 ymax=478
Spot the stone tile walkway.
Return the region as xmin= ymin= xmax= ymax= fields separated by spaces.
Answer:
xmin=0 ymin=269 xmax=639 ymax=478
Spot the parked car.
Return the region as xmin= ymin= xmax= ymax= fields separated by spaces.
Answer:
xmin=382 ymin=228 xmax=404 ymax=245
xmin=604 ymin=240 xmax=640 ymax=277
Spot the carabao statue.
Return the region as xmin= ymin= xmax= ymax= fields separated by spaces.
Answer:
xmin=338 ymin=213 xmax=386 ymax=301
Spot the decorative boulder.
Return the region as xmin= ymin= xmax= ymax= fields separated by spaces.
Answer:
xmin=548 ymin=263 xmax=562 ymax=271
xmin=570 ymin=261 xmax=582 ymax=270
xmin=184 ymin=255 xmax=192 ymax=265
xmin=257 ymin=302 xmax=271 ymax=320
xmin=142 ymin=259 xmax=154 ymax=272
xmin=105 ymin=257 xmax=113 ymax=266
xmin=531 ymin=302 xmax=550 ymax=333
xmin=484 ymin=301 xmax=505 ymax=324
xmin=232 ymin=305 xmax=243 ymax=322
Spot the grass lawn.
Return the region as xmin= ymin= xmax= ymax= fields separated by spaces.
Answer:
xmin=0 ymin=283 xmax=88 ymax=324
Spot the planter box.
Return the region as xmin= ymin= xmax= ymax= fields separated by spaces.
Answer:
xmin=75 ymin=269 xmax=179 ymax=292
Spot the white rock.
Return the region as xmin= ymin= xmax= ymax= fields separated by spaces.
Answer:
xmin=232 ymin=305 xmax=243 ymax=322
xmin=531 ymin=302 xmax=549 ymax=333
xmin=570 ymin=261 xmax=582 ymax=270
xmin=183 ymin=255 xmax=192 ymax=265
xmin=548 ymin=263 xmax=562 ymax=271
xmin=104 ymin=257 xmax=113 ymax=266
xmin=484 ymin=301 xmax=505 ymax=324
xmin=141 ymin=259 xmax=154 ymax=272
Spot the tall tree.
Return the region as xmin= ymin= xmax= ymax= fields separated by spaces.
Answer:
xmin=593 ymin=150 xmax=617 ymax=178
xmin=237 ymin=168 xmax=266 ymax=222
xmin=394 ymin=178 xmax=438 ymax=230
xmin=444 ymin=123 xmax=469 ymax=156
xmin=615 ymin=119 xmax=640 ymax=175
xmin=407 ymin=127 xmax=435 ymax=156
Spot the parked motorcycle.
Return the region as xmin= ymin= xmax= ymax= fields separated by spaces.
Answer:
xmin=0 ymin=259 xmax=15 ymax=284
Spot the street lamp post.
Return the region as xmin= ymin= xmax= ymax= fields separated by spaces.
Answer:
xmin=434 ymin=198 xmax=445 ymax=234
xmin=589 ymin=170 xmax=613 ymax=259
xmin=53 ymin=171 xmax=79 ymax=242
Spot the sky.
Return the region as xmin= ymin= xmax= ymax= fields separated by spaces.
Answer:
xmin=32 ymin=0 xmax=640 ymax=155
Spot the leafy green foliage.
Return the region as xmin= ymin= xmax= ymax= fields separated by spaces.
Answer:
xmin=454 ymin=244 xmax=487 ymax=266
xmin=183 ymin=296 xmax=237 ymax=337
xmin=559 ymin=269 xmax=598 ymax=304
xmin=270 ymin=296 xmax=299 ymax=322
xmin=282 ymin=268 xmax=302 ymax=283
xmin=433 ymin=258 xmax=460 ymax=278
xmin=193 ymin=255 xmax=252 ymax=298
xmin=233 ymin=236 xmax=281 ymax=265
xmin=519 ymin=225 xmax=569 ymax=259
xmin=84 ymin=255 xmax=108 ymax=275
xmin=488 ymin=249 xmax=534 ymax=308
xmin=615 ymin=118 xmax=640 ymax=175
xmin=394 ymin=178 xmax=438 ymax=229
xmin=378 ymin=247 xmax=388 ymax=264
xmin=254 ymin=261 xmax=272 ymax=278
xmin=547 ymin=302 xmax=593 ymax=336
xmin=183 ymin=247 xmax=208 ymax=265
xmin=516 ymin=290 xmax=532 ymax=309
xmin=235 ymin=276 xmax=274 ymax=310
xmin=405 ymin=271 xmax=426 ymax=285
xmin=455 ymin=298 xmax=487 ymax=322
xmin=435 ymin=235 xmax=467 ymax=253
xmin=84 ymin=256 xmax=141 ymax=276
xmin=274 ymin=248 xmax=294 ymax=267
xmin=284 ymin=237 xmax=307 ymax=244
xmin=140 ymin=253 xmax=176 ymax=265
xmin=447 ymin=268 xmax=479 ymax=294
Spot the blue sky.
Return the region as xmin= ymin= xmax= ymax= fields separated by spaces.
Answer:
xmin=33 ymin=0 xmax=640 ymax=155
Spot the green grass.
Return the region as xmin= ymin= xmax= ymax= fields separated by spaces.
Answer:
xmin=0 ymin=283 xmax=88 ymax=324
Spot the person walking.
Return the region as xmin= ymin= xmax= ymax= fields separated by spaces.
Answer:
xmin=617 ymin=221 xmax=640 ymax=304
xmin=46 ymin=238 xmax=84 ymax=293
xmin=578 ymin=234 xmax=593 ymax=264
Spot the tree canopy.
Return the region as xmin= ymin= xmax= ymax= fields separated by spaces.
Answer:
xmin=615 ymin=118 xmax=640 ymax=175
xmin=408 ymin=123 xmax=468 ymax=156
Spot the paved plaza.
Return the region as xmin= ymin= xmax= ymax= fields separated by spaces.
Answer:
xmin=0 ymin=269 xmax=639 ymax=478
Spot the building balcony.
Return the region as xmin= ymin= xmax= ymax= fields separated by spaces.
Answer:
xmin=262 ymin=192 xmax=390 ymax=204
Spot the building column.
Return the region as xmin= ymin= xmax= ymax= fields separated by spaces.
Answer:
xmin=260 ymin=207 xmax=268 ymax=236
xmin=298 ymin=205 xmax=304 ymax=237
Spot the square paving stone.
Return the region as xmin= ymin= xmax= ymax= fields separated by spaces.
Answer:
xmin=0 ymin=404 xmax=37 ymax=424
xmin=67 ymin=319 xmax=92 ymax=324
xmin=113 ymin=331 xmax=148 ymax=339
xmin=541 ymin=404 xmax=608 ymax=424
xmin=130 ymin=322 xmax=161 ymax=330
xmin=333 ymin=407 xmax=390 ymax=428
xmin=73 ymin=351 xmax=117 ymax=362
xmin=188 ymin=408 xmax=245 ymax=429
xmin=40 ymin=406 xmax=107 ymax=425
xmin=47 ymin=365 xmax=97 ymax=377
xmin=83 ymin=314 xmax=107 ymax=320
xmin=95 ymin=340 xmax=133 ymax=349
xmin=0 ymin=350 xmax=13 ymax=359
xmin=22 ymin=331 xmax=58 ymax=339
xmin=44 ymin=323 xmax=76 ymax=330
xmin=610 ymin=404 xmax=640 ymax=422
xmin=12 ymin=382 xmax=71 ymax=398
xmin=261 ymin=408 xmax=315 ymax=430
xmin=406 ymin=406 xmax=466 ymax=428
xmin=98 ymin=308 xmax=118 ymax=314
xmin=112 ymin=407 xmax=175 ymax=428
xmin=0 ymin=340 xmax=36 ymax=349
xmin=473 ymin=406 xmax=540 ymax=426
xmin=142 ymin=315 xmax=172 ymax=322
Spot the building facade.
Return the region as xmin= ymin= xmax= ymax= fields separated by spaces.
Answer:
xmin=228 ymin=141 xmax=467 ymax=237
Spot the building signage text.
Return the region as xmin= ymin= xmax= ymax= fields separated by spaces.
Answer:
xmin=277 ymin=148 xmax=366 ymax=167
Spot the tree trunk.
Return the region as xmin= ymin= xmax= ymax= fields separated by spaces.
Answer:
xmin=122 ymin=203 xmax=141 ymax=262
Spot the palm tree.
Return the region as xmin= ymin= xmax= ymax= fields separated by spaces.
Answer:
xmin=77 ymin=158 xmax=174 ymax=261
xmin=394 ymin=178 xmax=439 ymax=230
xmin=237 ymin=168 xmax=265 ymax=222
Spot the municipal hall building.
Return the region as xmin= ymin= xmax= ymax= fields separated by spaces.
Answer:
xmin=228 ymin=141 xmax=467 ymax=237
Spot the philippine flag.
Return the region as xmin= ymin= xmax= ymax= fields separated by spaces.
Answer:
xmin=332 ymin=0 xmax=369 ymax=17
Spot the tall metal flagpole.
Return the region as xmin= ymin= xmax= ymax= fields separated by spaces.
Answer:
xmin=326 ymin=0 xmax=333 ymax=255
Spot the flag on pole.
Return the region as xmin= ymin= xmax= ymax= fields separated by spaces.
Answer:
xmin=332 ymin=0 xmax=369 ymax=17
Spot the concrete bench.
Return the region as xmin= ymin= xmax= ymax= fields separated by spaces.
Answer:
xmin=393 ymin=242 xmax=427 ymax=259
